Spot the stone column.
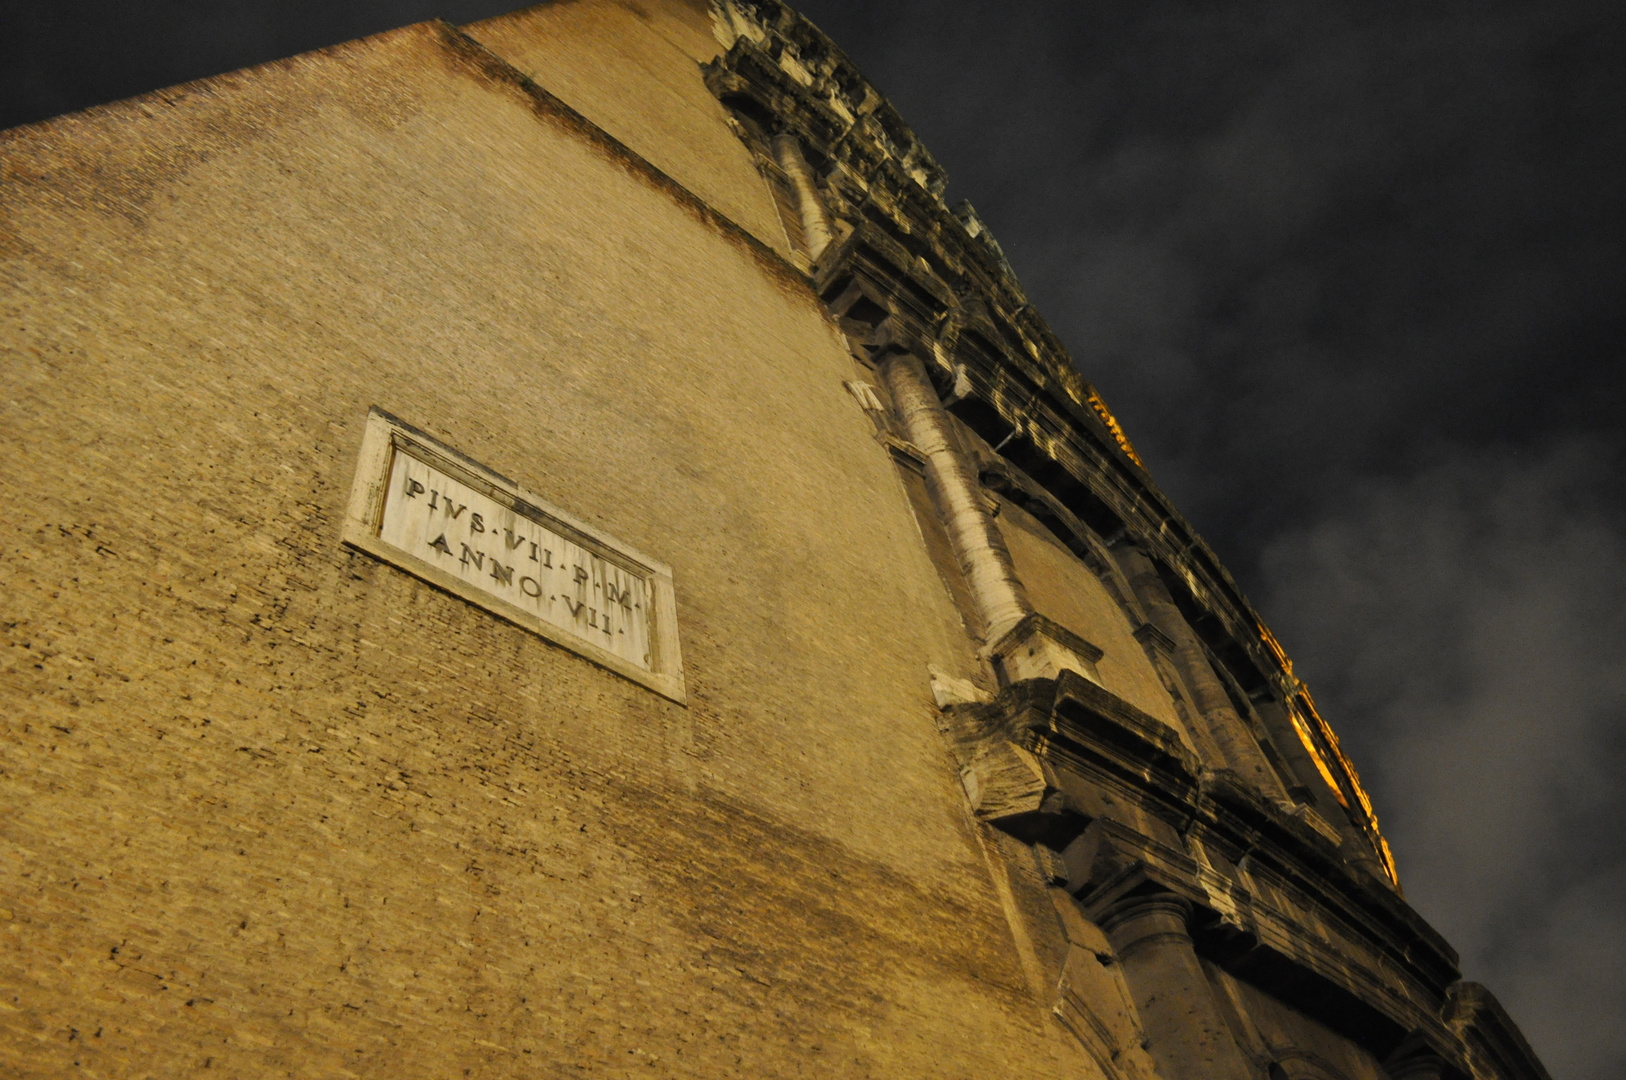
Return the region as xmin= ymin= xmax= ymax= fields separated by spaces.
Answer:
xmin=1384 ymin=1032 xmax=1447 ymax=1080
xmin=1100 ymin=893 xmax=1254 ymax=1080
xmin=1387 ymin=1060 xmax=1444 ymax=1080
xmin=880 ymin=349 xmax=1032 ymax=643
xmin=770 ymin=132 xmax=835 ymax=261
xmin=1115 ymin=545 xmax=1287 ymax=798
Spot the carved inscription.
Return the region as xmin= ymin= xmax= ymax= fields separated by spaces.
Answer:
xmin=379 ymin=451 xmax=655 ymax=671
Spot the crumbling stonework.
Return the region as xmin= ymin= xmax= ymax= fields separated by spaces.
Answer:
xmin=0 ymin=2 xmax=1550 ymax=1078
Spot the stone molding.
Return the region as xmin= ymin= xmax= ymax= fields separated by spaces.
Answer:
xmin=1443 ymin=984 xmax=1554 ymax=1080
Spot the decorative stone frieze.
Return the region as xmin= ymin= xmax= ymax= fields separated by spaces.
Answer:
xmin=934 ymin=668 xmax=1474 ymax=1072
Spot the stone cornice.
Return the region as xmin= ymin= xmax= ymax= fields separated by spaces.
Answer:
xmin=949 ymin=673 xmax=1462 ymax=1061
xmin=1444 ymin=984 xmax=1554 ymax=1080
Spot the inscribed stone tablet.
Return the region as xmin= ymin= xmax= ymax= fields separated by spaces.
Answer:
xmin=342 ymin=409 xmax=684 ymax=701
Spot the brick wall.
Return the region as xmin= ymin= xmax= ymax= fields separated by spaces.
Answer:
xmin=0 ymin=13 xmax=1101 ymax=1077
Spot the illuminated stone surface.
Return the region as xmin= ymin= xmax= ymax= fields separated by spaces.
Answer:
xmin=0 ymin=3 xmax=1550 ymax=1078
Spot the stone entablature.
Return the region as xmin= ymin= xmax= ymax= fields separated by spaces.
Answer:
xmin=944 ymin=672 xmax=1464 ymax=1072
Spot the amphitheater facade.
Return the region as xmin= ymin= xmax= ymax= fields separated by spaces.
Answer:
xmin=0 ymin=2 xmax=1550 ymax=1077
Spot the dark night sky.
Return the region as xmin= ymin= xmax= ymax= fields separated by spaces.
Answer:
xmin=5 ymin=1 xmax=1623 ymax=1075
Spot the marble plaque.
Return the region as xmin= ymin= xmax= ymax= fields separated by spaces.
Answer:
xmin=342 ymin=409 xmax=684 ymax=701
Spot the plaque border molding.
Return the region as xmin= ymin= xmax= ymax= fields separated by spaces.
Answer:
xmin=341 ymin=407 xmax=686 ymax=704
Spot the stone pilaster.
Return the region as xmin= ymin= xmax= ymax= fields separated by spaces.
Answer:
xmin=1099 ymin=893 xmax=1254 ymax=1080
xmin=879 ymin=348 xmax=1031 ymax=643
xmin=1114 ymin=545 xmax=1287 ymax=799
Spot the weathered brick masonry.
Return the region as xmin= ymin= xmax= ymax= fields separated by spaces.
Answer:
xmin=0 ymin=2 xmax=1552 ymax=1079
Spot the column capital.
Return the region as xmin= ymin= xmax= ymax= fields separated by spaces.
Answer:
xmin=1098 ymin=891 xmax=1195 ymax=961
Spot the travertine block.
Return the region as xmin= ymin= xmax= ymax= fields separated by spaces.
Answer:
xmin=991 ymin=612 xmax=1105 ymax=685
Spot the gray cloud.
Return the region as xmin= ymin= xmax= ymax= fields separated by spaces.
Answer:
xmin=1260 ymin=441 xmax=1626 ymax=1078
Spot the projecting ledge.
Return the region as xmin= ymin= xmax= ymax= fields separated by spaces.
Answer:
xmin=987 ymin=612 xmax=1106 ymax=686
xmin=954 ymin=673 xmax=1463 ymax=994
